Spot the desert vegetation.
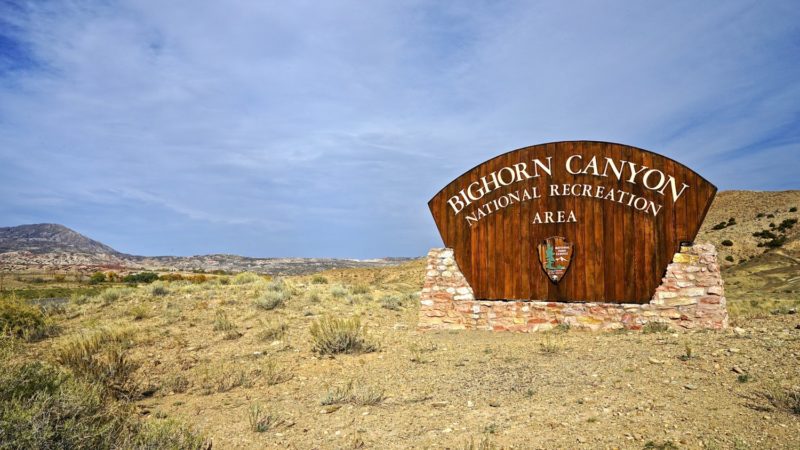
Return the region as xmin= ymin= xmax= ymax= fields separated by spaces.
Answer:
xmin=2 ymin=203 xmax=800 ymax=449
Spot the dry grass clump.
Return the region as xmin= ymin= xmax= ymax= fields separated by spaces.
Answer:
xmin=409 ymin=340 xmax=437 ymax=363
xmin=309 ymin=316 xmax=377 ymax=355
xmin=261 ymin=358 xmax=293 ymax=386
xmin=256 ymin=320 xmax=288 ymax=341
xmin=52 ymin=327 xmax=139 ymax=399
xmin=539 ymin=332 xmax=564 ymax=354
xmin=320 ymin=379 xmax=384 ymax=406
xmin=232 ymin=272 xmax=262 ymax=285
xmin=758 ymin=383 xmax=800 ymax=415
xmin=248 ymin=404 xmax=283 ymax=432
xmin=0 ymin=297 xmax=60 ymax=342
xmin=380 ymin=294 xmax=403 ymax=310
xmin=212 ymin=311 xmax=241 ymax=339
xmin=642 ymin=321 xmax=670 ymax=334
xmin=196 ymin=364 xmax=258 ymax=395
xmin=311 ymin=275 xmax=328 ymax=284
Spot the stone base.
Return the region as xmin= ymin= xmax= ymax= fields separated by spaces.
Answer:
xmin=418 ymin=244 xmax=728 ymax=332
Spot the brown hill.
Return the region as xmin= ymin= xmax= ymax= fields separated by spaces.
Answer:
xmin=695 ymin=190 xmax=800 ymax=265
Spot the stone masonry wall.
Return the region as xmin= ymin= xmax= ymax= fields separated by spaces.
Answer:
xmin=418 ymin=244 xmax=728 ymax=332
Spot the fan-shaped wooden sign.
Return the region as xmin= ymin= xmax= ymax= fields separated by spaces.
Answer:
xmin=428 ymin=141 xmax=717 ymax=303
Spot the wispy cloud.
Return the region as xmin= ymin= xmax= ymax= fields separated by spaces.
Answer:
xmin=0 ymin=0 xmax=798 ymax=257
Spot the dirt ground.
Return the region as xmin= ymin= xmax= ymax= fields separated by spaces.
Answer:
xmin=11 ymin=259 xmax=797 ymax=450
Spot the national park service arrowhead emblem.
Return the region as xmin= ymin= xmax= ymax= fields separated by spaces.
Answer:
xmin=537 ymin=236 xmax=574 ymax=284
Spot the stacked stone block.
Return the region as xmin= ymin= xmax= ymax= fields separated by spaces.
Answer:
xmin=418 ymin=244 xmax=728 ymax=332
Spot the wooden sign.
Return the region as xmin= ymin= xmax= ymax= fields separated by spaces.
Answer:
xmin=428 ymin=141 xmax=717 ymax=303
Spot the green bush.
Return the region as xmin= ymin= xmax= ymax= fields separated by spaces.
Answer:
xmin=309 ymin=316 xmax=376 ymax=355
xmin=790 ymin=207 xmax=797 ymax=213
xmin=711 ymin=222 xmax=727 ymax=230
xmin=725 ymin=255 xmax=734 ymax=262
xmin=0 ymin=360 xmax=207 ymax=449
xmin=0 ymin=299 xmax=59 ymax=342
xmin=89 ymin=271 xmax=106 ymax=284
xmin=253 ymin=291 xmax=286 ymax=311
xmin=642 ymin=321 xmax=670 ymax=334
xmin=721 ymin=240 xmax=733 ymax=247
xmin=122 ymin=272 xmax=159 ymax=284
xmin=380 ymin=295 xmax=403 ymax=311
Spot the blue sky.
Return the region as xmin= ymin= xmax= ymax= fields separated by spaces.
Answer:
xmin=1 ymin=1 xmax=798 ymax=258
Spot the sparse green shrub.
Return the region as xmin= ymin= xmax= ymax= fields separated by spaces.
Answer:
xmin=767 ymin=213 xmax=775 ymax=218
xmin=721 ymin=240 xmax=733 ymax=247
xmin=408 ymin=340 xmax=437 ymax=363
xmin=727 ymin=217 xmax=736 ymax=225
xmin=253 ymin=290 xmax=286 ymax=310
xmin=99 ymin=286 xmax=134 ymax=304
xmin=643 ymin=321 xmax=670 ymax=333
xmin=643 ymin=441 xmax=680 ymax=450
xmin=765 ymin=235 xmax=787 ymax=248
xmin=725 ymin=255 xmax=734 ymax=262
xmin=756 ymin=212 xmax=765 ymax=218
xmin=0 ymin=359 xmax=207 ymax=449
xmin=232 ymin=272 xmax=260 ymax=285
xmin=380 ymin=294 xmax=403 ymax=310
xmin=711 ymin=222 xmax=727 ymax=230
xmin=151 ymin=282 xmax=169 ymax=297
xmin=311 ymin=275 xmax=328 ymax=284
xmin=462 ymin=435 xmax=497 ymax=450
xmin=737 ymin=374 xmax=751 ymax=383
xmin=753 ymin=230 xmax=777 ymax=239
xmin=777 ymin=218 xmax=797 ymax=232
xmin=0 ymin=298 xmax=59 ymax=341
xmin=790 ymin=207 xmax=797 ymax=212
xmin=329 ymin=284 xmax=348 ymax=298
xmin=309 ymin=316 xmax=376 ymax=355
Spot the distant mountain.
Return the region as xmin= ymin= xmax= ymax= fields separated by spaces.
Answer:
xmin=0 ymin=223 xmax=121 ymax=255
xmin=0 ymin=223 xmax=414 ymax=274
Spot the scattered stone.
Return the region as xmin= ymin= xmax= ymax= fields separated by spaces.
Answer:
xmin=788 ymin=308 xmax=796 ymax=315
xmin=732 ymin=366 xmax=745 ymax=374
xmin=648 ymin=357 xmax=665 ymax=365
xmin=320 ymin=405 xmax=341 ymax=414
xmin=684 ymin=384 xmax=697 ymax=390
xmin=488 ymin=400 xmax=500 ymax=407
xmin=728 ymin=348 xmax=740 ymax=354
xmin=442 ymin=428 xmax=453 ymax=433
xmin=733 ymin=327 xmax=746 ymax=336
xmin=252 ymin=351 xmax=263 ymax=357
xmin=467 ymin=400 xmax=475 ymax=408
xmin=430 ymin=401 xmax=449 ymax=408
